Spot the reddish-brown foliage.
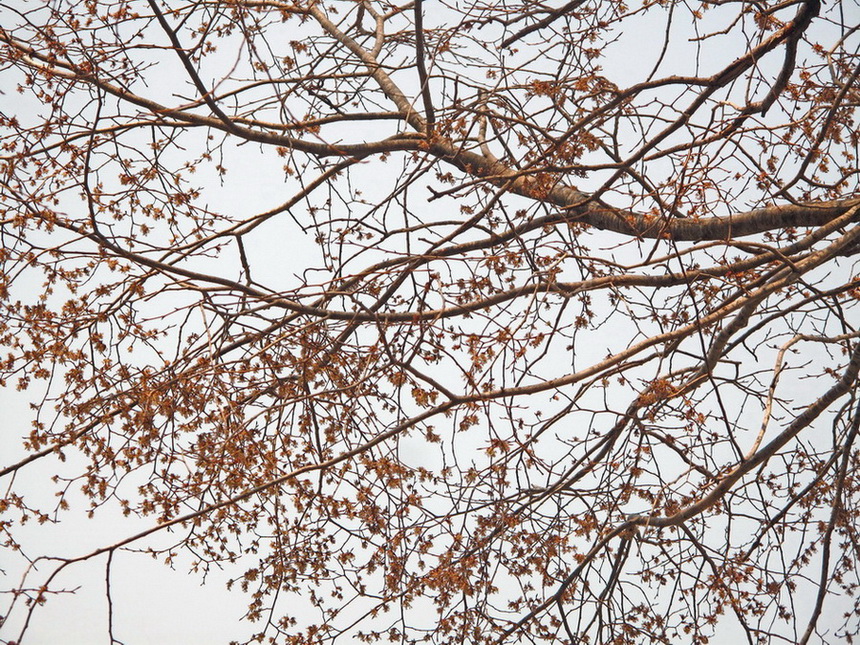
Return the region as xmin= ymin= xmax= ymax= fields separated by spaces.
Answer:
xmin=1 ymin=0 xmax=859 ymax=643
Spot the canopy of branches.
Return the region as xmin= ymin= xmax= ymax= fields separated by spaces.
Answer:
xmin=1 ymin=0 xmax=859 ymax=643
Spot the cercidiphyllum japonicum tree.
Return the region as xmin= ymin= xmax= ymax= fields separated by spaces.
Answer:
xmin=0 ymin=0 xmax=859 ymax=643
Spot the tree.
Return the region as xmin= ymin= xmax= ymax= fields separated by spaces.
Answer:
xmin=1 ymin=0 xmax=858 ymax=642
